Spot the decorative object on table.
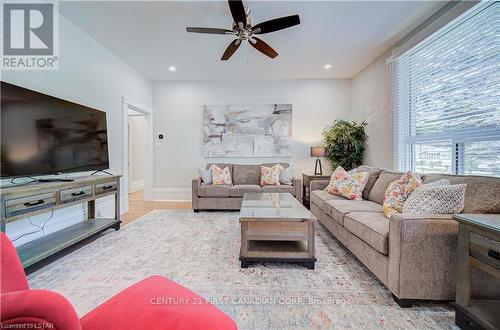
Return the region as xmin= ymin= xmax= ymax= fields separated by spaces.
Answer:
xmin=211 ymin=165 xmax=232 ymax=185
xmin=202 ymin=104 xmax=292 ymax=157
xmin=322 ymin=120 xmax=367 ymax=171
xmin=325 ymin=166 xmax=369 ymax=201
xmin=301 ymin=173 xmax=331 ymax=209
xmin=453 ymin=214 xmax=500 ymax=330
xmin=260 ymin=164 xmax=281 ymax=186
xmin=382 ymin=172 xmax=422 ymax=218
xmin=310 ymin=146 xmax=326 ymax=175
xmin=403 ymin=181 xmax=466 ymax=215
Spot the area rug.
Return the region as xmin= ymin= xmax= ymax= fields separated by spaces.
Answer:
xmin=28 ymin=210 xmax=457 ymax=329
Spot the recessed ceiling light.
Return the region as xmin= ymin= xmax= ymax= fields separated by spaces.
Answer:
xmin=169 ymin=66 xmax=177 ymax=72
xmin=324 ymin=64 xmax=332 ymax=70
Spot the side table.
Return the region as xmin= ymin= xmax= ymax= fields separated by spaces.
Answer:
xmin=453 ymin=214 xmax=500 ymax=330
xmin=302 ymin=173 xmax=330 ymax=209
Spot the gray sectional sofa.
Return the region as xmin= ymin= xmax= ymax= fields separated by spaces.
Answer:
xmin=310 ymin=166 xmax=500 ymax=306
xmin=192 ymin=163 xmax=302 ymax=211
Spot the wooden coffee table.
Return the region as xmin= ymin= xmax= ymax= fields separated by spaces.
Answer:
xmin=239 ymin=192 xmax=316 ymax=269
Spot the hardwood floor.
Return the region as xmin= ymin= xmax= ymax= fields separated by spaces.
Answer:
xmin=121 ymin=191 xmax=191 ymax=225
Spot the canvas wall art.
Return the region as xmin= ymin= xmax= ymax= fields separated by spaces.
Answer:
xmin=202 ymin=104 xmax=292 ymax=157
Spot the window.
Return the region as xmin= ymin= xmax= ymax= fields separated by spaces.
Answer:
xmin=392 ymin=2 xmax=500 ymax=176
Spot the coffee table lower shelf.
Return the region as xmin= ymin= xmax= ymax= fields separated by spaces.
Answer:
xmin=239 ymin=240 xmax=316 ymax=269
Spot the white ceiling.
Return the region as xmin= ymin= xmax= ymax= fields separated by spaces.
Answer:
xmin=60 ymin=1 xmax=446 ymax=80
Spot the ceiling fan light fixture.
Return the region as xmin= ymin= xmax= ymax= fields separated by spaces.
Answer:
xmin=186 ymin=0 xmax=300 ymax=60
xmin=169 ymin=66 xmax=177 ymax=72
xmin=324 ymin=64 xmax=332 ymax=70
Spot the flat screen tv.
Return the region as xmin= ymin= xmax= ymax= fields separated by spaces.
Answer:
xmin=1 ymin=81 xmax=109 ymax=178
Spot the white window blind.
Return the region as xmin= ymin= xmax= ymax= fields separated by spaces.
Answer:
xmin=392 ymin=1 xmax=500 ymax=177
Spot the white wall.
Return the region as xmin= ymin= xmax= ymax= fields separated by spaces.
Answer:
xmin=152 ymin=79 xmax=351 ymax=200
xmin=128 ymin=115 xmax=145 ymax=192
xmin=348 ymin=50 xmax=393 ymax=168
xmin=2 ymin=14 xmax=152 ymax=245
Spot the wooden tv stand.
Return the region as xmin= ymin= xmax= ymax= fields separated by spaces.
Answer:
xmin=0 ymin=175 xmax=122 ymax=268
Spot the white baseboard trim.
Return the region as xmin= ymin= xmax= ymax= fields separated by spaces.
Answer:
xmin=128 ymin=180 xmax=144 ymax=193
xmin=153 ymin=188 xmax=191 ymax=201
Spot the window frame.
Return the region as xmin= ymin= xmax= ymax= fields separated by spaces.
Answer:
xmin=392 ymin=1 xmax=500 ymax=176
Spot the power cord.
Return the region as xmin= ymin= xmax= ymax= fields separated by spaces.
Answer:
xmin=7 ymin=177 xmax=38 ymax=186
xmin=10 ymin=209 xmax=54 ymax=242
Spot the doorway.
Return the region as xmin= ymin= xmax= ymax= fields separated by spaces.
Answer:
xmin=122 ymin=97 xmax=153 ymax=214
xmin=128 ymin=109 xmax=145 ymax=196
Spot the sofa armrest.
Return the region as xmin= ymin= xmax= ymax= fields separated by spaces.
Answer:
xmin=192 ymin=178 xmax=201 ymax=210
xmin=388 ymin=213 xmax=458 ymax=300
xmin=310 ymin=179 xmax=330 ymax=192
xmin=292 ymin=177 xmax=302 ymax=201
xmin=1 ymin=290 xmax=81 ymax=330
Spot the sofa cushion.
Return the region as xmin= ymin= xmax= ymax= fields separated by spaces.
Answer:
xmin=262 ymin=185 xmax=295 ymax=195
xmin=344 ymin=212 xmax=389 ymax=255
xmin=424 ymin=174 xmax=500 ymax=213
xmin=198 ymin=184 xmax=231 ymax=197
xmin=310 ymin=190 xmax=345 ymax=212
xmin=323 ymin=199 xmax=384 ymax=226
xmin=229 ymin=184 xmax=262 ymax=197
xmin=368 ymin=170 xmax=404 ymax=204
xmin=357 ymin=166 xmax=383 ymax=200
xmin=233 ymin=165 xmax=260 ymax=185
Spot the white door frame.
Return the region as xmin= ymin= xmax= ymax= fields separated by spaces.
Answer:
xmin=122 ymin=96 xmax=153 ymax=210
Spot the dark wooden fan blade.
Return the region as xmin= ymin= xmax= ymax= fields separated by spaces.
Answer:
xmin=221 ymin=39 xmax=241 ymax=61
xmin=186 ymin=27 xmax=233 ymax=34
xmin=252 ymin=15 xmax=300 ymax=34
xmin=228 ymin=0 xmax=246 ymax=25
xmin=249 ymin=37 xmax=278 ymax=59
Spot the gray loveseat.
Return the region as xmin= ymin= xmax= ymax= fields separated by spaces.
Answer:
xmin=310 ymin=166 xmax=500 ymax=306
xmin=192 ymin=163 xmax=302 ymax=211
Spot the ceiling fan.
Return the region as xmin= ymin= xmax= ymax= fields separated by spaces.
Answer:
xmin=186 ymin=0 xmax=300 ymax=61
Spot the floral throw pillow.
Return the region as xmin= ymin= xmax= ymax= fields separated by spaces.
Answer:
xmin=326 ymin=166 xmax=369 ymax=200
xmin=211 ymin=165 xmax=232 ymax=185
xmin=383 ymin=172 xmax=422 ymax=218
xmin=260 ymin=164 xmax=281 ymax=186
xmin=324 ymin=168 xmax=358 ymax=191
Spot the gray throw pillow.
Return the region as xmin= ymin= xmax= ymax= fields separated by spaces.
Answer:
xmin=403 ymin=182 xmax=466 ymax=215
xmin=198 ymin=165 xmax=213 ymax=184
xmin=280 ymin=166 xmax=293 ymax=185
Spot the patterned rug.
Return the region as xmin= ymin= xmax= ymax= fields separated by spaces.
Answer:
xmin=28 ymin=210 xmax=457 ymax=329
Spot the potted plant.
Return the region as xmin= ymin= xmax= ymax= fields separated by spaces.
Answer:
xmin=322 ymin=120 xmax=367 ymax=171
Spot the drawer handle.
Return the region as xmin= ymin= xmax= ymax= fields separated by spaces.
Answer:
xmin=102 ymin=185 xmax=113 ymax=190
xmin=488 ymin=249 xmax=500 ymax=261
xmin=24 ymin=200 xmax=44 ymax=207
xmin=71 ymin=191 xmax=86 ymax=197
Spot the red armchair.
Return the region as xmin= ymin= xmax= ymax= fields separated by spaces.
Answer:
xmin=0 ymin=233 xmax=237 ymax=330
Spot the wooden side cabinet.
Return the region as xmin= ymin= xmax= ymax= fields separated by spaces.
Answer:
xmin=302 ymin=173 xmax=330 ymax=209
xmin=453 ymin=214 xmax=500 ymax=330
xmin=1 ymin=175 xmax=122 ymax=269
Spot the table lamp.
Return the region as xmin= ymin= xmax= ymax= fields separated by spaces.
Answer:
xmin=310 ymin=146 xmax=326 ymax=175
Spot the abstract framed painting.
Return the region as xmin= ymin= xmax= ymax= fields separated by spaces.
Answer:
xmin=202 ymin=104 xmax=292 ymax=157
